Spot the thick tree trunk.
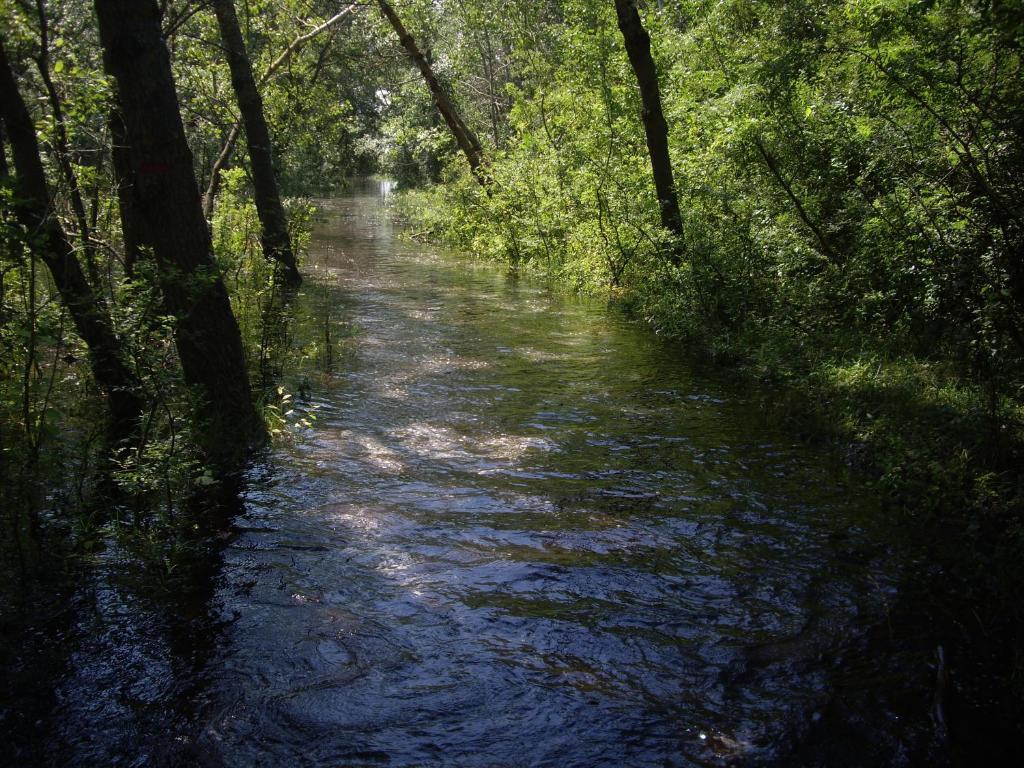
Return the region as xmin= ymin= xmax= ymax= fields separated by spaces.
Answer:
xmin=0 ymin=40 xmax=142 ymax=436
xmin=92 ymin=0 xmax=265 ymax=464
xmin=613 ymin=0 xmax=684 ymax=261
xmin=212 ymin=0 xmax=301 ymax=285
xmin=377 ymin=0 xmax=487 ymax=183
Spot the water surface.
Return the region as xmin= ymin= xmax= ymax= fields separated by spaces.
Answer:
xmin=5 ymin=179 xmax=934 ymax=767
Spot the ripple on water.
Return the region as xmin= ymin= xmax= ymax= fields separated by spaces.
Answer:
xmin=11 ymin=182 xmax=916 ymax=768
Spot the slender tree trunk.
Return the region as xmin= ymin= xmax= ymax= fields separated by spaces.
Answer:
xmin=752 ymin=135 xmax=837 ymax=264
xmin=203 ymin=3 xmax=358 ymax=218
xmin=212 ymin=0 xmax=301 ymax=285
xmin=108 ymin=107 xmax=144 ymax=276
xmin=92 ymin=0 xmax=265 ymax=464
xmin=0 ymin=120 xmax=8 ymax=178
xmin=613 ymin=0 xmax=684 ymax=262
xmin=453 ymin=0 xmax=503 ymax=147
xmin=377 ymin=0 xmax=487 ymax=184
xmin=33 ymin=0 xmax=101 ymax=286
xmin=0 ymin=40 xmax=142 ymax=437
xmin=204 ymin=121 xmax=242 ymax=218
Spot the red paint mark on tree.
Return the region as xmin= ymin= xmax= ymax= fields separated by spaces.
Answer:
xmin=139 ymin=161 xmax=170 ymax=174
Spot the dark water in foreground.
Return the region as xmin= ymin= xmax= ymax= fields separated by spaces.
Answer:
xmin=3 ymin=179 xmax=943 ymax=766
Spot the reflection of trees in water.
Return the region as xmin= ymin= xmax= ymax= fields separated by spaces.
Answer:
xmin=0 ymin=481 xmax=247 ymax=766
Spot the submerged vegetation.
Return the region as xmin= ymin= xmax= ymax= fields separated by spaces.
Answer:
xmin=1 ymin=0 xmax=1023 ymax=763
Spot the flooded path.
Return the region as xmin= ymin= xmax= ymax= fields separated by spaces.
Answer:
xmin=5 ymin=179 xmax=937 ymax=766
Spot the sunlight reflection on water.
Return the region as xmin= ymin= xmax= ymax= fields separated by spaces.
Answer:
xmin=14 ymin=179 xmax=929 ymax=768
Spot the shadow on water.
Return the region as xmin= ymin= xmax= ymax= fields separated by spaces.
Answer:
xmin=0 ymin=482 xmax=252 ymax=767
xmin=1 ymin=178 xmax=958 ymax=766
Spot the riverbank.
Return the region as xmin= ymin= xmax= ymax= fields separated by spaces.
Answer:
xmin=395 ymin=183 xmax=1024 ymax=753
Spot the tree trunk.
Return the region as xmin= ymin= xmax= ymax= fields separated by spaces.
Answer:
xmin=377 ymin=0 xmax=487 ymax=184
xmin=33 ymin=0 xmax=101 ymax=287
xmin=203 ymin=3 xmax=358 ymax=218
xmin=212 ymin=0 xmax=301 ymax=285
xmin=92 ymin=0 xmax=265 ymax=464
xmin=752 ymin=135 xmax=837 ymax=264
xmin=108 ymin=107 xmax=144 ymax=276
xmin=203 ymin=121 xmax=242 ymax=219
xmin=613 ymin=0 xmax=684 ymax=261
xmin=0 ymin=39 xmax=142 ymax=437
xmin=0 ymin=120 xmax=8 ymax=178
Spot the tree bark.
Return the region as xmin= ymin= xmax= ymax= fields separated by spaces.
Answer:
xmin=377 ymin=0 xmax=487 ymax=184
xmin=0 ymin=39 xmax=142 ymax=437
xmin=92 ymin=0 xmax=265 ymax=464
xmin=613 ymin=0 xmax=684 ymax=261
xmin=212 ymin=0 xmax=301 ymax=285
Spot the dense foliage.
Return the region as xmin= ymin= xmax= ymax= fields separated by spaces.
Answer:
xmin=0 ymin=0 xmax=381 ymax=543
xmin=393 ymin=0 xmax=1024 ymax=569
